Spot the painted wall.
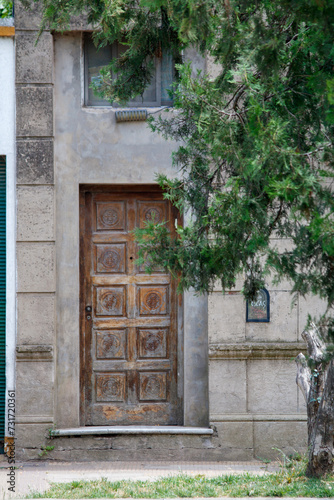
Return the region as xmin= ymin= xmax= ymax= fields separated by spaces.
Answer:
xmin=0 ymin=30 xmax=16 ymax=444
xmin=53 ymin=32 xmax=208 ymax=431
xmin=52 ymin=33 xmax=310 ymax=459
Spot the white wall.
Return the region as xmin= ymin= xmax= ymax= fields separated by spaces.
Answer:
xmin=0 ymin=34 xmax=16 ymax=436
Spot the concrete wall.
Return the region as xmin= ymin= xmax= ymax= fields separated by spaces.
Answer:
xmin=13 ymin=10 xmax=321 ymax=460
xmin=208 ymin=245 xmax=318 ymax=459
xmin=15 ymin=1 xmax=56 ymax=448
xmin=52 ymin=32 xmax=208 ymax=431
xmin=15 ymin=26 xmax=210 ymax=459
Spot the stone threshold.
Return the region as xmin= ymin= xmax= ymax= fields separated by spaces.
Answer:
xmin=51 ymin=426 xmax=214 ymax=437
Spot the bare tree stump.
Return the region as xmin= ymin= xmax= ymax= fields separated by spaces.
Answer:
xmin=296 ymin=322 xmax=334 ymax=477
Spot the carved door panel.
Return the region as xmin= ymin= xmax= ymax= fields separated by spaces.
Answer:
xmin=80 ymin=188 xmax=181 ymax=426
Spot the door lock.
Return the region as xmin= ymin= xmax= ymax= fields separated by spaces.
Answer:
xmin=85 ymin=305 xmax=92 ymax=312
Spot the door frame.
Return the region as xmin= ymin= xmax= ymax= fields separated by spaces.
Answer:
xmin=79 ymin=184 xmax=184 ymax=426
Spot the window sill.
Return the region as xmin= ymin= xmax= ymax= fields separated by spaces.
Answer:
xmin=51 ymin=426 xmax=213 ymax=437
xmin=82 ymin=105 xmax=171 ymax=112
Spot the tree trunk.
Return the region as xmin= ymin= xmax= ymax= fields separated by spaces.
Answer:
xmin=296 ymin=323 xmax=334 ymax=477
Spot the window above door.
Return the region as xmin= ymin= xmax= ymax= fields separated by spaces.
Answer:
xmin=84 ymin=35 xmax=175 ymax=108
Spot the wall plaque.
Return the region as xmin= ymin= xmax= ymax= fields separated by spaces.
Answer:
xmin=246 ymin=288 xmax=270 ymax=322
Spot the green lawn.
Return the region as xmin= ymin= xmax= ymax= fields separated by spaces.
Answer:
xmin=28 ymin=458 xmax=334 ymax=499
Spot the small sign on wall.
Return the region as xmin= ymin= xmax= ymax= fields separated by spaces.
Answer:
xmin=246 ymin=288 xmax=270 ymax=322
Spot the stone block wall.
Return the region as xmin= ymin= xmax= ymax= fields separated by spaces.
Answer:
xmin=15 ymin=1 xmax=55 ymax=450
xmin=207 ymin=236 xmax=323 ymax=459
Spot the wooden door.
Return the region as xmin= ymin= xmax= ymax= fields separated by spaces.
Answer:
xmin=80 ymin=187 xmax=182 ymax=426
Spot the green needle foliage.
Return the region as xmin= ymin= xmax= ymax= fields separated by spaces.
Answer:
xmin=36 ymin=0 xmax=334 ymax=309
xmin=138 ymin=2 xmax=334 ymax=305
xmin=34 ymin=0 xmax=334 ymax=474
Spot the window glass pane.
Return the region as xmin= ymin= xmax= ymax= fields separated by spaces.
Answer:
xmin=161 ymin=51 xmax=174 ymax=106
xmin=131 ymin=71 xmax=157 ymax=104
xmin=86 ymin=38 xmax=113 ymax=106
xmin=116 ymin=43 xmax=157 ymax=104
xmin=85 ymin=36 xmax=160 ymax=107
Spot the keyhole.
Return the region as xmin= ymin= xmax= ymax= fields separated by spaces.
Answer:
xmin=130 ymin=256 xmax=133 ymax=260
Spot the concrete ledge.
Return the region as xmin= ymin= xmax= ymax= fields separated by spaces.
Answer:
xmin=16 ymin=344 xmax=53 ymax=361
xmin=209 ymin=342 xmax=306 ymax=360
xmin=210 ymin=413 xmax=307 ymax=422
xmin=51 ymin=426 xmax=214 ymax=437
xmin=16 ymin=415 xmax=54 ymax=424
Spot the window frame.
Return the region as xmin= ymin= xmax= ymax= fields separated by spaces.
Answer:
xmin=84 ymin=34 xmax=166 ymax=108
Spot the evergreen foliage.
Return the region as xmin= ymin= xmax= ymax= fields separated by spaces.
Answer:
xmin=35 ymin=0 xmax=334 ymax=476
xmin=38 ymin=0 xmax=334 ymax=313
xmin=0 ymin=0 xmax=12 ymax=17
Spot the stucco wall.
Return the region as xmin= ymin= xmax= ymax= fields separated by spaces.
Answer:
xmin=53 ymin=33 xmax=209 ymax=431
xmin=13 ymin=9 xmax=325 ymax=459
xmin=0 ymin=30 xmax=15 ymax=443
xmin=208 ymin=258 xmax=321 ymax=458
xmin=51 ymin=32 xmax=309 ymax=459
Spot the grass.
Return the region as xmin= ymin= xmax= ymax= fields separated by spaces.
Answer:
xmin=27 ymin=455 xmax=334 ymax=499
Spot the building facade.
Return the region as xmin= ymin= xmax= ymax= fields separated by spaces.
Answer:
xmin=6 ymin=1 xmax=324 ymax=460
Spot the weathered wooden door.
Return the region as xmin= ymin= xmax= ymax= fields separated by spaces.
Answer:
xmin=80 ymin=187 xmax=181 ymax=426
